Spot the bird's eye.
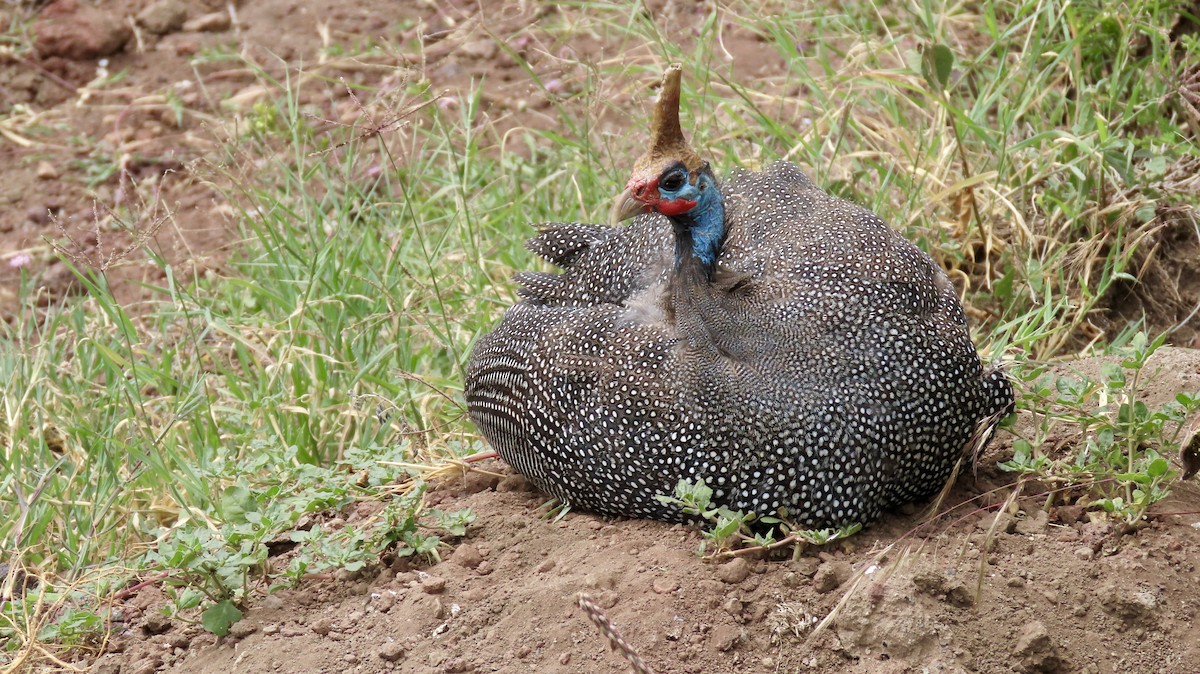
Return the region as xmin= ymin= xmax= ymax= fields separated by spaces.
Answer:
xmin=659 ymin=172 xmax=686 ymax=192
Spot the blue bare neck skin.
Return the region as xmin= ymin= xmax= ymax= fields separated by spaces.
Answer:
xmin=671 ymin=172 xmax=726 ymax=273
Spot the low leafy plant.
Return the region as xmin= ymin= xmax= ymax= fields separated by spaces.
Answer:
xmin=142 ymin=443 xmax=475 ymax=637
xmin=657 ymin=479 xmax=861 ymax=558
xmin=1003 ymin=332 xmax=1200 ymax=522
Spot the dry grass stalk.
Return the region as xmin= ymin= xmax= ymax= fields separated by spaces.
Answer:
xmin=576 ymin=593 xmax=657 ymax=674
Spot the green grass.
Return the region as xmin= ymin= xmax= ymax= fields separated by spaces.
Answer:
xmin=2 ymin=0 xmax=1199 ymax=666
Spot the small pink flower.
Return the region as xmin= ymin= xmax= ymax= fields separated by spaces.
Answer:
xmin=8 ymin=253 xmax=32 ymax=269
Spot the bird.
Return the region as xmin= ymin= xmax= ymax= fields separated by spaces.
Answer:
xmin=465 ymin=65 xmax=1013 ymax=529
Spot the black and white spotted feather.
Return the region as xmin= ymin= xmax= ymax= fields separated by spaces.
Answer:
xmin=466 ymin=161 xmax=1012 ymax=527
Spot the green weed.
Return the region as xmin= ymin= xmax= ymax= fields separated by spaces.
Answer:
xmin=657 ymin=479 xmax=861 ymax=558
xmin=1004 ymin=332 xmax=1200 ymax=522
xmin=143 ymin=444 xmax=474 ymax=636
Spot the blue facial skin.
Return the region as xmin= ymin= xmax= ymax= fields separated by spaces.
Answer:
xmin=656 ymin=166 xmax=725 ymax=269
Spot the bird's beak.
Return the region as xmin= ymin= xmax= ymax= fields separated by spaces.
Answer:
xmin=610 ymin=187 xmax=647 ymax=224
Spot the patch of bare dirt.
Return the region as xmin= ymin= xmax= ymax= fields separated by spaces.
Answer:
xmin=79 ymin=348 xmax=1200 ymax=674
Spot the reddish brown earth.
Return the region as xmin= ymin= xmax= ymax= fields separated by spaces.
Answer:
xmin=4 ymin=2 xmax=1200 ymax=674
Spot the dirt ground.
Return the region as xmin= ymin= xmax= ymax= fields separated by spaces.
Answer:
xmin=4 ymin=1 xmax=1200 ymax=673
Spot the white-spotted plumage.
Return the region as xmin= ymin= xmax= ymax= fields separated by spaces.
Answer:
xmin=466 ymin=160 xmax=1012 ymax=528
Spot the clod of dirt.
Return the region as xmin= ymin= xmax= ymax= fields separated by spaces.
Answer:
xmin=34 ymin=0 xmax=131 ymax=59
xmin=1100 ymin=583 xmax=1160 ymax=622
xmin=721 ymin=596 xmax=742 ymax=616
xmin=310 ymin=617 xmax=334 ymax=636
xmin=373 ymin=588 xmax=398 ymax=612
xmin=137 ymin=0 xmax=188 ymax=35
xmin=912 ymin=570 xmax=974 ymax=608
xmin=90 ymin=660 xmax=121 ymax=674
xmin=450 ymin=544 xmax=483 ymax=569
xmin=141 ymin=612 xmax=172 ymax=635
xmin=421 ymin=575 xmax=447 ymax=594
xmin=228 ymin=620 xmax=257 ymax=639
xmin=836 ymin=586 xmax=937 ymax=660
xmin=442 ymin=656 xmax=475 ymax=672
xmin=812 ymin=560 xmax=852 ymax=593
xmin=716 ymin=558 xmax=751 ymax=584
xmin=791 ymin=557 xmax=821 ymax=577
xmin=182 ymin=11 xmax=231 ymax=33
xmin=710 ymin=624 xmax=742 ymax=652
xmin=460 ymin=39 xmax=499 ymax=61
xmin=1054 ymin=505 xmax=1086 ymax=526
xmin=1012 ymin=620 xmax=1064 ymax=673
xmin=377 ymin=641 xmax=406 ymax=662
xmin=129 ymin=656 xmax=163 ymax=674
xmin=653 ymin=577 xmax=680 ymax=594
xmin=983 ymin=510 xmax=1017 ymax=534
xmin=1015 ymin=509 xmax=1050 ymax=535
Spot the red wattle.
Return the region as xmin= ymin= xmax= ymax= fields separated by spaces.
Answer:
xmin=656 ymin=198 xmax=698 ymax=216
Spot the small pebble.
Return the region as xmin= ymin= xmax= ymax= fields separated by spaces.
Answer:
xmin=375 ymin=590 xmax=397 ymax=612
xmin=722 ymin=597 xmax=743 ymax=616
xmin=36 ymin=161 xmax=58 ymax=180
xmin=378 ymin=641 xmax=406 ymax=662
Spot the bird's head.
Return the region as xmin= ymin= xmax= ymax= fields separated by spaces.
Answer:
xmin=611 ymin=66 xmax=719 ymax=225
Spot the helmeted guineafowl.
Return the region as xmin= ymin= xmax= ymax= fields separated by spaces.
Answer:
xmin=466 ymin=65 xmax=1013 ymax=528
